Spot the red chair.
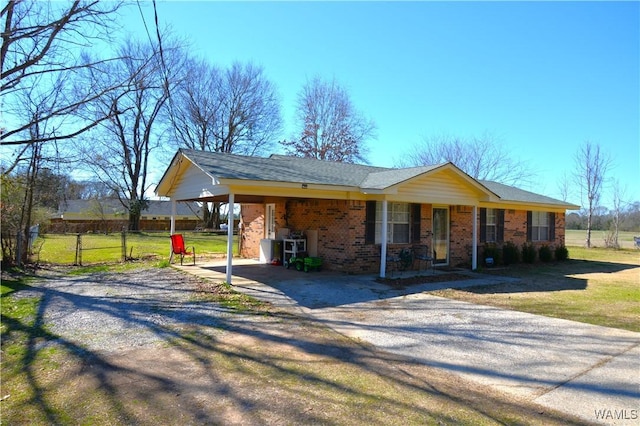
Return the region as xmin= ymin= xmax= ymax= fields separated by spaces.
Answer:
xmin=170 ymin=234 xmax=195 ymax=265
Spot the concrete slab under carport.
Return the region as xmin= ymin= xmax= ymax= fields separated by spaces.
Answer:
xmin=176 ymin=259 xmax=640 ymax=425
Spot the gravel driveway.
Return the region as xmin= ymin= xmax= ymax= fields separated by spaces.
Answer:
xmin=17 ymin=266 xmax=259 ymax=354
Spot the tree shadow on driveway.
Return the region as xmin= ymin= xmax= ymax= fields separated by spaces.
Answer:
xmin=1 ymin=265 xmax=589 ymax=425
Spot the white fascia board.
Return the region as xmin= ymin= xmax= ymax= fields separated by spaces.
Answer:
xmin=479 ymin=200 xmax=581 ymax=211
xmin=218 ymin=178 xmax=358 ymax=193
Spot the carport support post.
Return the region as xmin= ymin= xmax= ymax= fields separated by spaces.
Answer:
xmin=226 ymin=193 xmax=235 ymax=284
xmin=379 ymin=200 xmax=388 ymax=278
xmin=170 ymin=200 xmax=176 ymax=235
xmin=472 ymin=205 xmax=478 ymax=270
xmin=169 ymin=200 xmax=176 ymax=262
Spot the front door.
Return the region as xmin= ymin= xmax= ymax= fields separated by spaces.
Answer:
xmin=266 ymin=203 xmax=276 ymax=239
xmin=433 ymin=207 xmax=449 ymax=265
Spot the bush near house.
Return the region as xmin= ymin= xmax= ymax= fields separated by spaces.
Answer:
xmin=502 ymin=242 xmax=520 ymax=265
xmin=482 ymin=243 xmax=502 ymax=266
xmin=521 ymin=243 xmax=537 ymax=264
xmin=555 ymin=245 xmax=569 ymax=261
xmin=538 ymin=245 xmax=553 ymax=262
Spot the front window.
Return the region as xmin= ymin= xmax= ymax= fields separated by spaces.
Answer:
xmin=486 ymin=208 xmax=497 ymax=242
xmin=375 ymin=202 xmax=410 ymax=244
xmin=531 ymin=211 xmax=549 ymax=241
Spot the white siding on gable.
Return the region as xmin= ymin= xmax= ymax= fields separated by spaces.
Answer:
xmin=392 ymin=169 xmax=491 ymax=204
xmin=171 ymin=164 xmax=229 ymax=201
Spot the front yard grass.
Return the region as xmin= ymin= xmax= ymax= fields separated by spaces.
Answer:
xmin=431 ymin=247 xmax=640 ymax=332
xmin=33 ymin=232 xmax=237 ymax=264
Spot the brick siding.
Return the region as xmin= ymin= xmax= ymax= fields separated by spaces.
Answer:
xmin=240 ymin=200 xmax=567 ymax=273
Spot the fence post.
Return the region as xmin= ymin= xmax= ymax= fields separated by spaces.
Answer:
xmin=121 ymin=230 xmax=127 ymax=262
xmin=75 ymin=233 xmax=82 ymax=266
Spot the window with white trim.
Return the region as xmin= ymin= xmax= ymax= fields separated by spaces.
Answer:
xmin=375 ymin=202 xmax=410 ymax=244
xmin=531 ymin=211 xmax=549 ymax=241
xmin=486 ymin=208 xmax=497 ymax=242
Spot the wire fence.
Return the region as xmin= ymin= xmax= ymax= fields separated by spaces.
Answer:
xmin=29 ymin=231 xmax=236 ymax=266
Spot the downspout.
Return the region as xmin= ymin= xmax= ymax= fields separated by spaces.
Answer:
xmin=226 ymin=193 xmax=235 ymax=284
xmin=472 ymin=205 xmax=478 ymax=270
xmin=379 ymin=200 xmax=388 ymax=278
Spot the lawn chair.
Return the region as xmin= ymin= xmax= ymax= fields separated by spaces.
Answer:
xmin=413 ymin=244 xmax=434 ymax=273
xmin=387 ymin=247 xmax=413 ymax=276
xmin=170 ymin=234 xmax=195 ymax=265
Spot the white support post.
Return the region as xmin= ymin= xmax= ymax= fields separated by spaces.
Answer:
xmin=169 ymin=200 xmax=177 ymax=262
xmin=379 ymin=200 xmax=388 ymax=278
xmin=170 ymin=200 xmax=176 ymax=235
xmin=472 ymin=205 xmax=478 ymax=270
xmin=226 ymin=193 xmax=235 ymax=284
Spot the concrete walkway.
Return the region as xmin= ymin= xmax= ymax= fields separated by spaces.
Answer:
xmin=177 ymin=259 xmax=640 ymax=425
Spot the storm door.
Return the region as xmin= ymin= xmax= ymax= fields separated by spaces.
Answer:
xmin=432 ymin=207 xmax=449 ymax=265
xmin=266 ymin=203 xmax=276 ymax=239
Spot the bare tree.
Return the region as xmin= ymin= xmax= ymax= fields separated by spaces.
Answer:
xmin=79 ymin=38 xmax=180 ymax=230
xmin=574 ymin=141 xmax=612 ymax=248
xmin=1 ymin=0 xmax=125 ymax=146
xmin=281 ymin=77 xmax=376 ymax=163
xmin=170 ymin=59 xmax=281 ymax=155
xmin=215 ymin=62 xmax=282 ymax=156
xmin=604 ymin=179 xmax=625 ymax=249
xmin=169 ymin=59 xmax=282 ymax=228
xmin=169 ymin=57 xmax=222 ymax=152
xmin=0 ymin=66 xmax=81 ymax=264
xmin=403 ymin=133 xmax=534 ymax=186
xmin=557 ymin=171 xmax=572 ymax=202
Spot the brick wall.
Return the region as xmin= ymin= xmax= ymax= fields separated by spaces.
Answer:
xmin=239 ymin=204 xmax=263 ymax=259
xmin=449 ymin=206 xmax=473 ymax=267
xmin=477 ymin=209 xmax=567 ymax=265
xmin=286 ymin=199 xmax=380 ymax=273
xmin=240 ymin=199 xmax=288 ymax=259
xmin=240 ymin=200 xmax=568 ymax=273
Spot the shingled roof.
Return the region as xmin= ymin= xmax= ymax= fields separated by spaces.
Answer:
xmin=182 ymin=149 xmax=390 ymax=187
xmin=182 ymin=149 xmax=457 ymax=191
xmin=161 ymin=149 xmax=577 ymax=209
xmin=479 ymin=180 xmax=570 ymax=206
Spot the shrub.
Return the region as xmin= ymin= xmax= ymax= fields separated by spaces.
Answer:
xmin=522 ymin=243 xmax=537 ymax=263
xmin=555 ymin=245 xmax=569 ymax=261
xmin=482 ymin=243 xmax=502 ymax=266
xmin=502 ymin=242 xmax=520 ymax=265
xmin=538 ymin=245 xmax=553 ymax=262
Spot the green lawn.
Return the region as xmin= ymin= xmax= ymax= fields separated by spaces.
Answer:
xmin=565 ymin=229 xmax=638 ymax=249
xmin=432 ymin=247 xmax=640 ymax=332
xmin=34 ymin=232 xmax=237 ymax=265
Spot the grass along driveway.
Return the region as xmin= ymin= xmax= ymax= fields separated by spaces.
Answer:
xmin=430 ymin=247 xmax=640 ymax=332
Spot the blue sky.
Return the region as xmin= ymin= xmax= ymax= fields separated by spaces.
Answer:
xmin=129 ymin=1 xmax=639 ymax=208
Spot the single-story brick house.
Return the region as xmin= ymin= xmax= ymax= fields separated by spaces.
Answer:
xmin=156 ymin=149 xmax=578 ymax=281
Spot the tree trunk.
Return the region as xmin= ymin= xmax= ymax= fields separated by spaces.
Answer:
xmin=128 ymin=211 xmax=141 ymax=231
